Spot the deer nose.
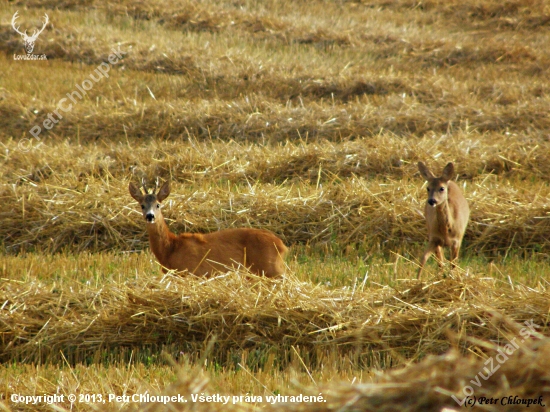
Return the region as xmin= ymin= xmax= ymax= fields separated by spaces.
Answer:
xmin=428 ymin=199 xmax=437 ymax=207
xmin=145 ymin=213 xmax=155 ymax=222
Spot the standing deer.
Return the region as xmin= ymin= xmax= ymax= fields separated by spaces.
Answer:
xmin=417 ymin=162 xmax=470 ymax=278
xmin=11 ymin=11 xmax=49 ymax=54
xmin=129 ymin=180 xmax=288 ymax=277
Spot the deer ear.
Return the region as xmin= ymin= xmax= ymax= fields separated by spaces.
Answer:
xmin=418 ymin=162 xmax=434 ymax=180
xmin=129 ymin=182 xmax=143 ymax=202
xmin=157 ymin=181 xmax=171 ymax=203
xmin=441 ymin=162 xmax=455 ymax=181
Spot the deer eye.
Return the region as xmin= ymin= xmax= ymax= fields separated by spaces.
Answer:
xmin=426 ymin=188 xmax=429 ymax=192
xmin=439 ymin=187 xmax=445 ymax=192
xmin=141 ymin=205 xmax=144 ymax=209
xmin=157 ymin=204 xmax=160 ymax=208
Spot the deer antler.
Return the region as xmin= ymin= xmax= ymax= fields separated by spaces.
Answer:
xmin=141 ymin=178 xmax=148 ymax=194
xmin=154 ymin=177 xmax=160 ymax=194
xmin=29 ymin=13 xmax=49 ymax=40
xmin=11 ymin=11 xmax=27 ymax=37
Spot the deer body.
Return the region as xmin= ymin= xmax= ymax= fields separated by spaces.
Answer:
xmin=130 ymin=181 xmax=287 ymax=277
xmin=417 ymin=162 xmax=469 ymax=278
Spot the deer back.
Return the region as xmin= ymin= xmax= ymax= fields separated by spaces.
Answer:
xmin=169 ymin=228 xmax=287 ymax=277
xmin=445 ymin=180 xmax=470 ymax=238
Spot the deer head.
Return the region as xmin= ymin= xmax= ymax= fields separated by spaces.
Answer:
xmin=418 ymin=162 xmax=455 ymax=208
xmin=12 ymin=11 xmax=49 ymax=54
xmin=129 ymin=180 xmax=171 ymax=224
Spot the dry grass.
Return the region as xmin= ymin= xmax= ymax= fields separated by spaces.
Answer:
xmin=2 ymin=137 xmax=550 ymax=257
xmin=1 ymin=0 xmax=550 ymax=143
xmin=266 ymin=340 xmax=550 ymax=412
xmin=1 ymin=254 xmax=549 ymax=411
xmin=5 ymin=339 xmax=549 ymax=412
xmin=3 ymin=264 xmax=549 ymax=364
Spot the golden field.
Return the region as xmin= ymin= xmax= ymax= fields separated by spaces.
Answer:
xmin=1 ymin=0 xmax=550 ymax=410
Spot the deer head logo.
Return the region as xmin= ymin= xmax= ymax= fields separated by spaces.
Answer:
xmin=11 ymin=11 xmax=49 ymax=54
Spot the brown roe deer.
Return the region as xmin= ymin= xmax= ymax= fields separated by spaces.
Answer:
xmin=417 ymin=162 xmax=470 ymax=278
xmin=129 ymin=181 xmax=288 ymax=277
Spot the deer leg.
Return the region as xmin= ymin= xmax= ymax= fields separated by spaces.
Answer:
xmin=434 ymin=245 xmax=444 ymax=268
xmin=450 ymin=241 xmax=460 ymax=269
xmin=417 ymin=242 xmax=435 ymax=279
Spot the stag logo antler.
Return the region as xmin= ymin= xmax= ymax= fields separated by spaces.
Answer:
xmin=11 ymin=11 xmax=49 ymax=54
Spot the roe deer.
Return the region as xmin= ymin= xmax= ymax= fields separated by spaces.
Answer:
xmin=417 ymin=162 xmax=470 ymax=278
xmin=129 ymin=180 xmax=288 ymax=277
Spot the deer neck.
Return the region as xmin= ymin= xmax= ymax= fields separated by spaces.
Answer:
xmin=146 ymin=212 xmax=174 ymax=265
xmin=435 ymin=199 xmax=453 ymax=233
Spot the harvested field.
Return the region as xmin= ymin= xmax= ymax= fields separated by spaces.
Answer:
xmin=1 ymin=0 xmax=550 ymax=410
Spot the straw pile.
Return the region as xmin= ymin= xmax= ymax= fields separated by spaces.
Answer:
xmin=2 ymin=0 xmax=550 ymax=144
xmin=135 ymin=339 xmax=550 ymax=412
xmin=264 ymin=341 xmax=550 ymax=412
xmin=2 ymin=268 xmax=548 ymax=365
xmin=2 ymin=137 xmax=550 ymax=256
xmin=2 ymin=338 xmax=547 ymax=412
xmin=2 ymin=90 xmax=550 ymax=144
xmin=2 ymin=268 xmax=547 ymax=411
